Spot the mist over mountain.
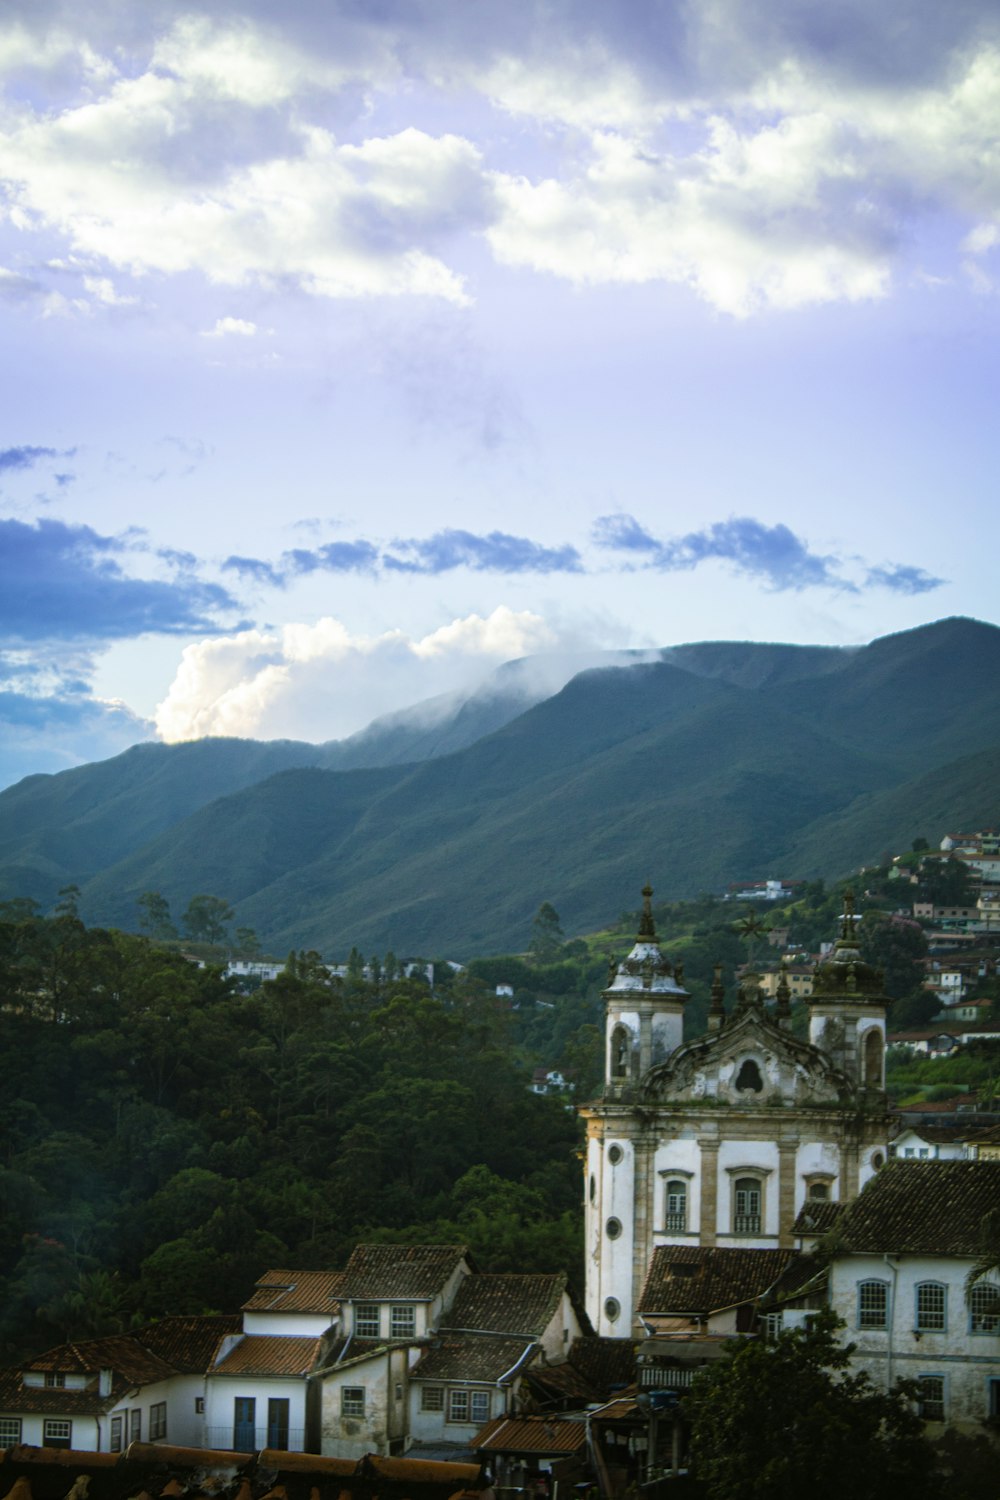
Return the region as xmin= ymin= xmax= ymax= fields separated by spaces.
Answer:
xmin=1 ymin=618 xmax=997 ymax=955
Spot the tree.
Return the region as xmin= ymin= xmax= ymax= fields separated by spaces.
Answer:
xmin=234 ymin=926 xmax=261 ymax=958
xmin=528 ymin=902 xmax=564 ymax=963
xmin=182 ymin=894 xmax=234 ymax=945
xmin=685 ymin=1311 xmax=939 ymax=1500
xmin=137 ymin=891 xmax=177 ymax=941
xmin=919 ymin=857 xmax=976 ymax=907
xmin=860 ymin=911 xmax=927 ymax=1001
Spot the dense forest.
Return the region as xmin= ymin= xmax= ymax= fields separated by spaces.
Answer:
xmin=2 ymin=861 xmax=998 ymax=1365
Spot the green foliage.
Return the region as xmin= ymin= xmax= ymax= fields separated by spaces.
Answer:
xmin=859 ymin=910 xmax=927 ymax=1002
xmin=917 ymin=856 xmax=977 ymax=906
xmin=182 ymin=893 xmax=234 ymax=944
xmin=528 ymin=902 xmax=565 ymax=963
xmin=685 ymin=1310 xmax=940 ymax=1500
xmin=137 ymin=890 xmax=177 ymax=941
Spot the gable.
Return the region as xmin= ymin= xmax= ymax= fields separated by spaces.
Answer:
xmin=643 ymin=1007 xmax=850 ymax=1106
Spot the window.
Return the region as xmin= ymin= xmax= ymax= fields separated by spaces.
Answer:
xmin=0 ymin=1419 xmax=21 ymax=1445
xmin=130 ymin=1410 xmax=141 ymax=1443
xmin=604 ymin=1297 xmax=620 ymax=1323
xmin=857 ymin=1280 xmax=888 ymax=1329
xmin=342 ymin=1387 xmax=365 ymax=1417
xmin=149 ymin=1402 xmax=167 ymax=1442
xmin=733 ymin=1177 xmax=762 ymax=1234
xmin=43 ymin=1420 xmax=72 ymax=1449
xmin=448 ymin=1390 xmax=469 ymax=1422
xmin=44 ymin=1372 xmax=66 ymax=1389
xmin=808 ymin=1182 xmax=829 ymax=1200
xmin=606 ymin=1216 xmax=622 ymax=1239
xmin=608 ymin=1144 xmax=623 ymax=1164
xmin=916 ymin=1282 xmax=947 ymax=1332
xmin=267 ymin=1398 xmax=289 ymax=1450
xmin=664 ymin=1179 xmax=687 ymax=1233
xmin=735 ymin=1059 xmax=763 ymax=1093
xmin=195 ymin=1397 xmax=205 ymax=1415
xmin=863 ymin=1029 xmax=883 ymax=1086
xmin=763 ymin=1312 xmax=783 ymax=1342
xmin=355 ymin=1303 xmax=380 ymax=1338
xmin=390 ymin=1305 xmax=415 ymax=1338
xmin=110 ymin=1416 xmax=123 ymax=1453
xmin=969 ymin=1282 xmax=1000 ymax=1333
xmin=470 ymin=1391 xmax=490 ymax=1425
xmin=421 ymin=1386 xmax=444 ymax=1412
xmin=917 ymin=1375 xmax=945 ymax=1422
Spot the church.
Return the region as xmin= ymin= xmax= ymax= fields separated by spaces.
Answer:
xmin=580 ymin=887 xmax=892 ymax=1335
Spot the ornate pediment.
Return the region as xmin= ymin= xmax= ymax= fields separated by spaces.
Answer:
xmin=641 ymin=995 xmax=853 ymax=1107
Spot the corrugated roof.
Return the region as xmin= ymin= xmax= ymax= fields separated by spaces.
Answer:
xmin=472 ymin=1417 xmax=587 ymax=1455
xmin=411 ymin=1334 xmax=535 ymax=1384
xmin=242 ymin=1269 xmax=345 ymax=1314
xmin=638 ymin=1246 xmax=795 ymax=1317
xmin=212 ymin=1336 xmax=321 ymax=1377
xmin=840 ymin=1159 xmax=1000 ymax=1255
xmin=136 ymin=1316 xmax=242 ymax=1373
xmin=442 ymin=1275 xmax=566 ymax=1337
xmin=339 ymin=1245 xmax=468 ymax=1300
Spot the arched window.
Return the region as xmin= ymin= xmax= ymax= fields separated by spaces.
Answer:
xmin=857 ymin=1279 xmax=889 ymax=1329
xmin=915 ymin=1282 xmax=947 ymax=1332
xmin=610 ymin=1025 xmax=630 ymax=1079
xmin=863 ymin=1029 xmax=883 ymax=1087
xmin=664 ymin=1179 xmax=687 ymax=1233
xmin=735 ymin=1058 xmax=763 ymax=1093
xmin=733 ymin=1177 xmax=762 ymax=1234
xmin=969 ymin=1282 xmax=1000 ymax=1334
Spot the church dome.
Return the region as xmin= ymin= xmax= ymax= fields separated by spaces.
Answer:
xmin=604 ymin=885 xmax=688 ymax=997
xmin=809 ymin=889 xmax=885 ymax=1001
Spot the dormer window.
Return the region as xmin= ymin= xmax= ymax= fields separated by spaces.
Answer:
xmin=355 ymin=1303 xmax=380 ymax=1338
xmin=44 ymin=1372 xmax=66 ymax=1388
xmin=390 ymin=1304 xmax=415 ymax=1338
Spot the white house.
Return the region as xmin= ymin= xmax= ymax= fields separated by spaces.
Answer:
xmin=0 ymin=1316 xmax=240 ymax=1453
xmin=827 ymin=1160 xmax=1000 ymax=1431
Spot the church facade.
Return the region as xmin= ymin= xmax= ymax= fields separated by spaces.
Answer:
xmin=580 ymin=888 xmax=892 ymax=1336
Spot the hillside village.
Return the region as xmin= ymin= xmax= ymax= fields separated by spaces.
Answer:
xmin=1 ymin=830 xmax=999 ymax=1497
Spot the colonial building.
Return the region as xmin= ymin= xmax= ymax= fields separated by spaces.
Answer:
xmin=580 ymin=887 xmax=893 ymax=1336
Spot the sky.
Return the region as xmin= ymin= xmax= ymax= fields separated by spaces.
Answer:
xmin=2 ymin=1 xmax=1000 ymax=788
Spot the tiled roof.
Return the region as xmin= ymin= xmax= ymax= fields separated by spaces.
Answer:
xmin=242 ymin=1269 xmax=345 ymax=1314
xmin=211 ymin=1336 xmax=321 ymax=1377
xmin=523 ymin=1360 xmax=599 ymax=1405
xmin=442 ymin=1275 xmax=566 ymax=1337
xmin=339 ymin=1244 xmax=469 ymax=1300
xmin=791 ymin=1201 xmax=844 ymax=1237
xmin=136 ymin=1316 xmax=242 ymax=1373
xmin=25 ymin=1335 xmax=176 ymax=1386
xmin=472 ymin=1416 xmax=587 ymax=1455
xmin=840 ymin=1159 xmax=1000 ymax=1255
xmin=411 ymin=1335 xmax=535 ymax=1384
xmin=0 ymin=1370 xmax=116 ymax=1417
xmin=638 ymin=1247 xmax=795 ymax=1317
xmin=565 ymin=1337 xmax=636 ymax=1398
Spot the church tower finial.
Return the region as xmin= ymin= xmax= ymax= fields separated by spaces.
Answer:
xmin=638 ymin=883 xmax=656 ymax=940
xmin=840 ymin=887 xmax=858 ymax=944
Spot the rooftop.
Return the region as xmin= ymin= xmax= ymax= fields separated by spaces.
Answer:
xmin=213 ymin=1336 xmax=322 ymax=1378
xmin=472 ymin=1416 xmax=587 ymax=1455
xmin=441 ymin=1274 xmax=567 ymax=1337
xmin=339 ymin=1245 xmax=469 ymax=1301
xmin=840 ymin=1159 xmax=1000 ymax=1255
xmin=243 ymin=1270 xmax=345 ymax=1315
xmin=638 ymin=1246 xmax=796 ymax=1317
xmin=411 ymin=1334 xmax=535 ymax=1385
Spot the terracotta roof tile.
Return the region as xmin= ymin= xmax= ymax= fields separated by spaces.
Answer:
xmin=791 ymin=1201 xmax=844 ymax=1237
xmin=0 ymin=1370 xmax=116 ymax=1417
xmin=442 ymin=1275 xmax=566 ymax=1337
xmin=242 ymin=1270 xmax=345 ymax=1314
xmin=25 ymin=1336 xmax=176 ymax=1386
xmin=411 ymin=1335 xmax=535 ymax=1384
xmin=339 ymin=1245 xmax=468 ymax=1300
xmin=135 ymin=1316 xmax=242 ymax=1373
xmin=211 ymin=1336 xmax=321 ymax=1377
xmin=638 ymin=1247 xmax=795 ymax=1317
xmin=472 ymin=1417 xmax=587 ymax=1455
xmin=840 ymin=1159 xmax=1000 ymax=1255
xmin=565 ymin=1337 xmax=636 ymax=1398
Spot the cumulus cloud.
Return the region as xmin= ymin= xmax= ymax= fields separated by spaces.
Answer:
xmin=0 ymin=686 xmax=152 ymax=789
xmin=154 ymin=606 xmax=559 ymax=743
xmin=202 ymin=316 xmax=258 ymax=337
xmin=0 ymin=517 xmax=239 ymax=640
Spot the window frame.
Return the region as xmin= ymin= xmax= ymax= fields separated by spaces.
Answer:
xmin=389 ymin=1304 xmax=416 ymax=1339
xmin=469 ymin=1390 xmax=490 ymax=1425
xmin=915 ymin=1281 xmax=947 ymax=1333
xmin=43 ymin=1419 xmax=72 ymax=1449
xmin=0 ymin=1418 xmax=22 ymax=1446
xmin=969 ymin=1281 xmax=1000 ymax=1334
xmin=44 ymin=1372 xmax=66 ymax=1389
xmin=421 ymin=1385 xmax=444 ymax=1412
xmin=917 ymin=1374 xmax=945 ymax=1422
xmin=857 ymin=1279 xmax=889 ymax=1330
xmin=355 ymin=1303 xmax=381 ymax=1338
xmin=447 ymin=1389 xmax=469 ymax=1423
xmin=341 ymin=1386 xmax=366 ymax=1418
xmin=732 ymin=1175 xmax=763 ymax=1235
xmin=110 ymin=1415 xmax=123 ymax=1453
xmin=664 ymin=1178 xmax=687 ymax=1233
xmin=149 ymin=1402 xmax=167 ymax=1442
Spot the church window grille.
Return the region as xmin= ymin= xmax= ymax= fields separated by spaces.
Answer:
xmin=664 ymin=1180 xmax=687 ymax=1232
xmin=857 ymin=1280 xmax=888 ymax=1329
xmin=915 ymin=1283 xmax=946 ymax=1332
xmin=969 ymin=1283 xmax=1000 ymax=1333
xmin=733 ymin=1178 xmax=762 ymax=1234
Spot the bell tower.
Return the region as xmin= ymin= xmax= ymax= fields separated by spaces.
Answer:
xmin=603 ymin=884 xmax=689 ymax=1092
xmin=808 ymin=890 xmax=888 ymax=1093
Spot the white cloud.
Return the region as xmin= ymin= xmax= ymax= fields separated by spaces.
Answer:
xmin=202 ymin=316 xmax=258 ymax=337
xmin=154 ymin=606 xmax=558 ymax=743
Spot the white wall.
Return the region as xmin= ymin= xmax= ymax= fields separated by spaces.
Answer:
xmin=204 ymin=1376 xmax=309 ymax=1452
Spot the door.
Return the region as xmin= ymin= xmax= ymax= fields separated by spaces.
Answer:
xmin=233 ymin=1397 xmax=256 ymax=1451
xmin=267 ymin=1398 xmax=290 ymax=1450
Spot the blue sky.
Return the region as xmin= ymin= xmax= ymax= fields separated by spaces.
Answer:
xmin=2 ymin=1 xmax=999 ymax=786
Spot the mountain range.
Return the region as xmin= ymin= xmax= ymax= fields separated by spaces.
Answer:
xmin=1 ymin=616 xmax=998 ymax=956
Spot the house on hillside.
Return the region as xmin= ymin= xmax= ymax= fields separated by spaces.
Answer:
xmin=827 ymin=1160 xmax=1000 ymax=1430
xmin=0 ymin=1317 xmax=240 ymax=1453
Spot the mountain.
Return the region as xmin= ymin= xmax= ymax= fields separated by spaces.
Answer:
xmin=1 ymin=618 xmax=998 ymax=953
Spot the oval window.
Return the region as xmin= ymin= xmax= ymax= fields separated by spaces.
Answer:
xmin=608 ymin=1144 xmax=623 ymax=1165
xmin=589 ymin=1174 xmax=596 ymax=1203
xmin=604 ymin=1297 xmax=620 ymax=1322
xmin=871 ymin=1152 xmax=885 ymax=1171
xmin=606 ymin=1217 xmax=622 ymax=1239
